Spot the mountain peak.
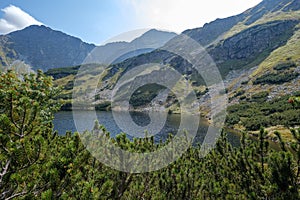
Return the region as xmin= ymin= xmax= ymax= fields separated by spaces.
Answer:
xmin=0 ymin=25 xmax=177 ymax=70
xmin=11 ymin=25 xmax=55 ymax=35
xmin=131 ymin=29 xmax=177 ymax=47
xmin=1 ymin=25 xmax=95 ymax=71
xmin=139 ymin=29 xmax=176 ymax=38
xmin=83 ymin=29 xmax=177 ymax=65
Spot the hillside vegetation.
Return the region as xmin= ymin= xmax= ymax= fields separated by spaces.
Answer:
xmin=0 ymin=70 xmax=300 ymax=199
xmin=226 ymin=92 xmax=300 ymax=135
xmin=44 ymin=0 xmax=300 ymax=117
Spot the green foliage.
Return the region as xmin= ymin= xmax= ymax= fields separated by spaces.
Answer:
xmin=0 ymin=70 xmax=61 ymax=199
xmin=129 ymin=84 xmax=166 ymax=108
xmin=1 ymin=70 xmax=300 ymax=199
xmin=253 ymin=72 xmax=299 ymax=85
xmin=273 ymin=61 xmax=297 ymax=71
xmin=227 ymin=93 xmax=300 ymax=131
xmin=45 ymin=65 xmax=80 ymax=80
xmin=289 ymin=96 xmax=300 ymax=108
xmin=250 ymin=91 xmax=269 ymax=103
xmin=95 ymin=101 xmax=111 ymax=111
xmin=231 ymin=89 xmax=245 ymax=100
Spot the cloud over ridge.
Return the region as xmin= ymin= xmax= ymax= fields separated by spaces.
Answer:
xmin=0 ymin=5 xmax=42 ymax=35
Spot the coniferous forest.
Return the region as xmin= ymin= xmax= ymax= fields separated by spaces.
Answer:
xmin=1 ymin=70 xmax=299 ymax=199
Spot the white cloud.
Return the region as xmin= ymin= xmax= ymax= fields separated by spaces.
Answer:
xmin=123 ymin=0 xmax=262 ymax=33
xmin=0 ymin=5 xmax=42 ymax=35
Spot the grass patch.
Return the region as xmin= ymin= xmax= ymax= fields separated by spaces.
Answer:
xmin=224 ymin=11 xmax=300 ymax=41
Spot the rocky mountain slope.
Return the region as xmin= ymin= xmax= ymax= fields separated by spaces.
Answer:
xmin=4 ymin=0 xmax=299 ymax=115
xmin=0 ymin=26 xmax=176 ymax=71
xmin=93 ymin=0 xmax=299 ymax=80
xmin=84 ymin=29 xmax=177 ymax=65
xmin=53 ymin=0 xmax=300 ymax=112
xmin=183 ymin=0 xmax=300 ymax=46
xmin=0 ymin=25 xmax=95 ymax=71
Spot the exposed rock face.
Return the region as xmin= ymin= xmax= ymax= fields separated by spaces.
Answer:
xmin=209 ymin=20 xmax=299 ymax=71
xmin=183 ymin=0 xmax=300 ymax=45
xmin=3 ymin=0 xmax=299 ymax=113
xmin=86 ymin=0 xmax=300 ymax=111
xmin=182 ymin=15 xmax=244 ymax=46
xmin=103 ymin=19 xmax=298 ymax=84
xmin=86 ymin=30 xmax=177 ymax=65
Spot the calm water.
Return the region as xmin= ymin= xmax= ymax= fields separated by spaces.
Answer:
xmin=53 ymin=111 xmax=241 ymax=146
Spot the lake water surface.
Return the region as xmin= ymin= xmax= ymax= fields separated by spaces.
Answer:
xmin=53 ymin=111 xmax=241 ymax=146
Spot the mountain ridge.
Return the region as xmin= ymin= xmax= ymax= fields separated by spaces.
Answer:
xmin=53 ymin=0 xmax=300 ymax=112
xmin=1 ymin=0 xmax=300 ymax=113
xmin=0 ymin=26 xmax=177 ymax=71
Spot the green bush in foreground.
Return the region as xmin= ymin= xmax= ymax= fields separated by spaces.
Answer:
xmin=0 ymin=70 xmax=61 ymax=199
xmin=0 ymin=71 xmax=299 ymax=199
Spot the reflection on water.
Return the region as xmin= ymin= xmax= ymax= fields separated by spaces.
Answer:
xmin=130 ymin=111 xmax=151 ymax=127
xmin=53 ymin=111 xmax=241 ymax=147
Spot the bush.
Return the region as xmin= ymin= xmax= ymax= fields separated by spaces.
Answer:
xmin=226 ymin=93 xmax=299 ymax=131
xmin=250 ymin=91 xmax=269 ymax=103
xmin=0 ymin=70 xmax=61 ymax=199
xmin=253 ymin=72 xmax=299 ymax=85
xmin=95 ymin=101 xmax=111 ymax=111
xmin=1 ymin=70 xmax=300 ymax=199
xmin=274 ymin=61 xmax=297 ymax=71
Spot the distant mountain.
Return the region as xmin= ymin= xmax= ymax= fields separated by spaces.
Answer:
xmin=53 ymin=0 xmax=300 ymax=110
xmin=95 ymin=0 xmax=300 ymax=83
xmin=0 ymin=26 xmax=176 ymax=71
xmin=85 ymin=29 xmax=177 ymax=64
xmin=2 ymin=0 xmax=300 ymax=113
xmin=0 ymin=25 xmax=95 ymax=71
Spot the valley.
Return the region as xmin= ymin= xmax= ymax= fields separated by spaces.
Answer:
xmin=1 ymin=0 xmax=300 ymax=199
xmin=39 ymin=0 xmax=300 ymax=139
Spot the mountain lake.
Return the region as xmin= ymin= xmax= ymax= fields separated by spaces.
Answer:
xmin=53 ymin=111 xmax=241 ymax=147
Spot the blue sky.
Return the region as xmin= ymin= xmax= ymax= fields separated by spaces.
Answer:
xmin=0 ymin=0 xmax=262 ymax=45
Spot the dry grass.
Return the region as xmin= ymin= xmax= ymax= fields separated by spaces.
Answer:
xmin=250 ymin=125 xmax=296 ymax=143
xmin=54 ymin=74 xmax=74 ymax=86
xmin=254 ymin=10 xmax=300 ymax=26
xmin=223 ymin=10 xmax=300 ymax=42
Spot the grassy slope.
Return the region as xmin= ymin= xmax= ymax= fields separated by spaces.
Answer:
xmin=228 ymin=27 xmax=300 ymax=100
xmin=0 ymin=44 xmax=18 ymax=68
xmin=252 ymin=23 xmax=300 ymax=77
xmin=224 ymin=10 xmax=300 ymax=41
xmin=223 ymin=9 xmax=300 ymax=78
xmin=213 ymin=7 xmax=300 ymax=138
xmin=223 ymin=9 xmax=300 ymax=103
xmin=50 ymin=2 xmax=300 ymax=118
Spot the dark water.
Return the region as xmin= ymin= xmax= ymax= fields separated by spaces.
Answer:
xmin=53 ymin=111 xmax=241 ymax=147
